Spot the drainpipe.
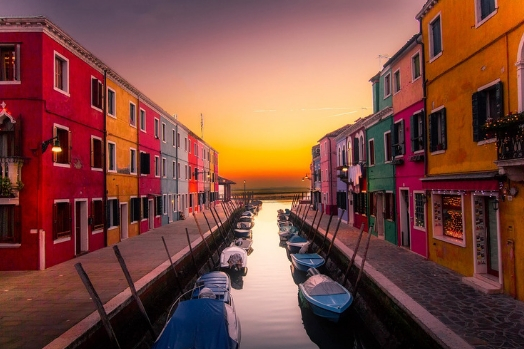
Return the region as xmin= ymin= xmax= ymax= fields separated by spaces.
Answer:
xmin=175 ymin=119 xmax=179 ymax=221
xmin=103 ymin=70 xmax=108 ymax=246
xmin=137 ymin=95 xmax=141 ymax=235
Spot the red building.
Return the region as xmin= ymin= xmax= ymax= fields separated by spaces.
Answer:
xmin=0 ymin=18 xmax=105 ymax=270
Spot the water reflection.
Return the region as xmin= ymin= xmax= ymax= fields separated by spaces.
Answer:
xmin=231 ymin=200 xmax=377 ymax=349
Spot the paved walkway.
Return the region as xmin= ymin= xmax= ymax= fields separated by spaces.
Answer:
xmin=0 ymin=204 xmax=233 ymax=349
xmin=295 ymin=204 xmax=524 ymax=349
xmin=1 ymin=202 xmax=524 ymax=349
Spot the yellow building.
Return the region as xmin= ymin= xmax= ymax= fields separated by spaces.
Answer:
xmin=105 ymin=74 xmax=140 ymax=245
xmin=417 ymin=0 xmax=524 ymax=300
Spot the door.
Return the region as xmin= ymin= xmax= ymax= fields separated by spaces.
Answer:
xmin=348 ymin=191 xmax=354 ymax=225
xmin=120 ymin=203 xmax=128 ymax=240
xmin=75 ymin=200 xmax=88 ymax=255
xmin=400 ymin=189 xmax=410 ymax=247
xmin=168 ymin=194 xmax=173 ymax=222
xmin=149 ymin=199 xmax=154 ymax=230
xmin=376 ymin=193 xmax=384 ymax=238
xmin=486 ymin=197 xmax=499 ymax=277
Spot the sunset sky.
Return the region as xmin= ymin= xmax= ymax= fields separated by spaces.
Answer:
xmin=3 ymin=0 xmax=426 ymax=190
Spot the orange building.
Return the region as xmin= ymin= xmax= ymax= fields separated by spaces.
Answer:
xmin=417 ymin=0 xmax=524 ymax=300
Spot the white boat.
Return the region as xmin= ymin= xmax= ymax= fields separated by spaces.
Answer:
xmin=220 ymin=245 xmax=248 ymax=272
xmin=231 ymin=238 xmax=253 ymax=252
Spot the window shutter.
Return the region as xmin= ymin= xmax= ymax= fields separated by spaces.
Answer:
xmin=114 ymin=200 xmax=120 ymax=226
xmin=98 ymin=81 xmax=103 ymax=109
xmin=410 ymin=115 xmax=416 ymax=152
xmin=156 ymin=196 xmax=162 ymax=216
xmin=472 ymin=91 xmax=482 ymax=142
xmin=68 ymin=130 xmax=72 ymax=164
xmin=140 ymin=153 xmax=150 ymax=174
xmin=91 ymin=78 xmax=97 ymax=106
xmin=421 ymin=112 xmax=426 ymax=150
xmin=14 ymin=205 xmax=21 ymax=243
xmin=143 ymin=199 xmax=149 ymax=219
xmin=53 ymin=203 xmax=58 ymax=240
xmin=399 ymin=120 xmax=405 ymax=154
xmin=353 ymin=138 xmax=359 ymax=164
xmin=429 ymin=112 xmax=437 ymax=152
xmin=14 ymin=118 xmax=22 ymax=157
xmin=106 ymin=200 xmax=111 ymax=229
xmin=495 ymin=81 xmax=503 ymax=119
xmin=441 ymin=108 xmax=447 ymax=149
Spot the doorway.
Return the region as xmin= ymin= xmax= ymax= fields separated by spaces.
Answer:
xmin=149 ymin=199 xmax=154 ymax=230
xmin=399 ymin=189 xmax=410 ymax=248
xmin=474 ymin=196 xmax=499 ymax=278
xmin=75 ymin=200 xmax=88 ymax=255
xmin=120 ymin=203 xmax=128 ymax=240
xmin=376 ymin=193 xmax=384 ymax=239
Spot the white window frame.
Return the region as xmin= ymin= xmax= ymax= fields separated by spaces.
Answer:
xmin=368 ymin=138 xmax=375 ymax=167
xmin=53 ymin=51 xmax=69 ymax=96
xmin=53 ymin=199 xmax=72 ymax=244
xmin=393 ymin=69 xmax=401 ymax=94
xmin=129 ymin=102 xmax=136 ymax=128
xmin=91 ymin=136 xmax=103 ymax=171
xmin=161 ymin=122 xmax=166 ymax=142
xmin=53 ymin=123 xmax=70 ymax=168
xmin=383 ymin=72 xmax=392 ymax=98
xmin=428 ymin=12 xmax=443 ymax=62
xmin=172 ymin=129 xmax=176 ymax=147
xmin=163 ymin=194 xmax=168 ymax=215
xmin=107 ymin=87 xmax=116 ymax=118
xmin=140 ymin=109 xmax=146 ymax=132
xmin=172 ymin=161 xmax=176 ymax=179
xmin=0 ymin=44 xmax=21 ymax=84
xmin=155 ymin=156 xmax=160 ymax=177
xmin=107 ymin=197 xmax=118 ymax=230
xmin=384 ymin=131 xmax=392 ymax=163
xmin=474 ymin=0 xmax=497 ymax=27
xmin=130 ymin=148 xmax=137 ymax=175
xmin=411 ymin=51 xmax=421 ymax=82
xmin=154 ymin=118 xmax=160 ymax=139
xmin=431 ymin=192 xmax=466 ymax=247
xmin=90 ymin=76 xmax=103 ymax=111
xmin=107 ymin=141 xmax=117 ymax=173
xmin=162 ymin=157 xmax=166 ymax=178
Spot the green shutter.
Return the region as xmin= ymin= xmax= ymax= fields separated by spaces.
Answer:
xmin=441 ymin=108 xmax=447 ymax=149
xmin=495 ymin=81 xmax=503 ymax=119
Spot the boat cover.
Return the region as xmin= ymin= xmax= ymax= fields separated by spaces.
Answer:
xmin=302 ymin=274 xmax=347 ymax=296
xmin=152 ymin=298 xmax=235 ymax=349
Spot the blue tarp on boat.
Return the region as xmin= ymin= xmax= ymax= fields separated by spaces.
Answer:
xmin=152 ymin=298 xmax=235 ymax=349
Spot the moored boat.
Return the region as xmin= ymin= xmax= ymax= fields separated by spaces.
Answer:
xmin=234 ymin=228 xmax=252 ymax=238
xmin=298 ymin=268 xmax=353 ymax=323
xmin=290 ymin=243 xmax=325 ymax=272
xmin=286 ymin=234 xmax=309 ymax=254
xmin=220 ymin=245 xmax=248 ymax=272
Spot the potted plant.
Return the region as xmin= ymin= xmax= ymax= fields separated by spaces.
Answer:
xmin=0 ymin=177 xmax=13 ymax=197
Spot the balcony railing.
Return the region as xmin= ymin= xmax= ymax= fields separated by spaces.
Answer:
xmin=485 ymin=113 xmax=524 ymax=160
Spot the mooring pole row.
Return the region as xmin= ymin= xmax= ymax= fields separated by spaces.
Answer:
xmin=343 ymin=222 xmax=366 ymax=286
xmin=202 ymin=212 xmax=219 ymax=254
xmin=307 ymin=209 xmax=319 ymax=240
xmin=209 ymin=207 xmax=227 ymax=245
xmin=112 ymin=245 xmax=156 ymax=338
xmin=299 ymin=205 xmax=310 ymax=236
xmin=214 ymin=205 xmax=232 ymax=244
xmin=317 ymin=214 xmax=334 ymax=254
xmin=353 ymin=224 xmax=374 ymax=297
xmin=161 ymin=236 xmax=184 ymax=295
xmin=325 ymin=209 xmax=345 ymax=260
xmin=185 ymin=228 xmax=200 ymax=277
xmin=313 ymin=210 xmax=324 ymax=248
xmin=74 ymin=263 xmax=121 ymax=349
xmin=192 ymin=213 xmax=215 ymax=269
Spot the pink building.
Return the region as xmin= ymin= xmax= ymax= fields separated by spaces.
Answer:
xmin=0 ymin=18 xmax=105 ymax=270
xmin=388 ymin=34 xmax=427 ymax=257
xmin=318 ymin=125 xmax=350 ymax=215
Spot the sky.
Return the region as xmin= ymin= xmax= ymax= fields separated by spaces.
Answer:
xmin=2 ymin=0 xmax=426 ymax=191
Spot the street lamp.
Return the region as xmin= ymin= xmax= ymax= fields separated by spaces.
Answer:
xmin=302 ymin=173 xmax=311 ymax=181
xmin=32 ymin=136 xmax=62 ymax=155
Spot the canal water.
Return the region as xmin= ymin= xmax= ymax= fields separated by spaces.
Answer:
xmin=230 ymin=200 xmax=379 ymax=349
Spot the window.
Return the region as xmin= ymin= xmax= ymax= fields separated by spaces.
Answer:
xmin=185 ymin=137 xmax=188 ymax=151
xmin=472 ymin=81 xmax=503 ymax=142
xmin=414 ymin=193 xmax=426 ymax=229
xmin=156 ymin=196 xmax=162 ymax=216
xmin=107 ymin=142 xmax=116 ymax=172
xmin=92 ymin=200 xmax=104 ymax=231
xmin=154 ymin=118 xmax=159 ymax=138
xmin=173 ymin=161 xmax=176 ymax=179
xmin=368 ymin=139 xmax=375 ymax=166
xmin=91 ymin=77 xmax=103 ymax=109
xmin=429 ymin=108 xmax=447 ymax=152
xmin=162 ymin=157 xmax=166 ymax=177
xmin=140 ymin=109 xmax=146 ymax=132
xmin=154 ymin=156 xmax=160 ymax=177
xmin=371 ymin=192 xmax=378 ymax=216
xmin=140 ymin=152 xmax=150 ymax=175
xmin=189 ymin=166 xmax=192 ymax=180
xmin=54 ymin=126 xmax=71 ymax=165
xmin=177 ymin=133 xmax=181 ymax=148
xmin=0 ymin=44 xmax=20 ymax=82
xmin=347 ymin=141 xmax=352 ymax=166
xmin=353 ymin=192 xmax=367 ymax=215
xmin=142 ymin=197 xmax=149 ymax=219
xmin=54 ymin=52 xmax=69 ymax=93
xmin=412 ymin=52 xmax=421 ymax=81
xmin=393 ymin=70 xmax=401 ymax=94
xmin=185 ymin=165 xmax=188 ymax=179
xmin=163 ymin=194 xmax=167 ymax=215
xmin=106 ymin=199 xmax=119 ymax=229
xmin=53 ymin=201 xmax=71 ymax=240
xmin=410 ymin=112 xmax=425 ymax=152
xmin=384 ymin=131 xmax=392 ymax=162
xmin=0 ymin=205 xmax=20 ymax=243
xmin=130 ymin=148 xmax=137 ymax=174
xmin=188 ymin=139 xmax=191 ymax=153
xmin=384 ymin=73 xmax=391 ymax=98
xmin=433 ymin=194 xmax=464 ymax=243
xmin=177 ymin=163 xmax=181 ymax=179
xmin=91 ymin=137 xmax=103 ymax=169
xmin=172 ymin=130 xmax=176 ymax=147
xmin=107 ymin=88 xmax=116 ymax=117
xmin=392 ymin=120 xmax=405 ymax=157
xmin=161 ymin=122 xmax=166 ymax=141
xmin=429 ymin=14 xmax=443 ymax=59
xmin=353 ymin=137 xmax=360 ymax=164
xmin=129 ymin=103 xmax=136 ymax=127
xmin=476 ymin=0 xmax=496 ymax=23
xmin=130 ymin=197 xmax=141 ymax=223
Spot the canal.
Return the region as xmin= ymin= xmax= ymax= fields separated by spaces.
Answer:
xmin=228 ymin=200 xmax=380 ymax=349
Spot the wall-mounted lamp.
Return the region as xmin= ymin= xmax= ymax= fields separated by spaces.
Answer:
xmin=492 ymin=199 xmax=499 ymax=211
xmin=32 ymin=136 xmax=62 ymax=155
xmin=302 ymin=173 xmax=311 ymax=181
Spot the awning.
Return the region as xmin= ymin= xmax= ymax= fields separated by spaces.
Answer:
xmin=421 ymin=171 xmax=500 ymax=191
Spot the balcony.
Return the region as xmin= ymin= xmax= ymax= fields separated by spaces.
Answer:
xmin=485 ymin=113 xmax=524 ymax=181
xmin=336 ymin=166 xmax=349 ymax=184
xmin=0 ymin=158 xmax=24 ymax=204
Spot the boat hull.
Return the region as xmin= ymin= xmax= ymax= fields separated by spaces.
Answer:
xmin=290 ymin=253 xmax=325 ymax=272
xmin=234 ymin=228 xmax=251 ymax=238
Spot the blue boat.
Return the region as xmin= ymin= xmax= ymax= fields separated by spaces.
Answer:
xmin=286 ymin=234 xmax=309 ymax=254
xmin=153 ymin=271 xmax=241 ymax=349
xmin=290 ymin=253 xmax=325 ymax=272
xmin=298 ymin=268 xmax=353 ymax=323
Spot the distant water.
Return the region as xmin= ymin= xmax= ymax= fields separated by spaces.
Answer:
xmin=231 ymin=187 xmax=310 ymax=195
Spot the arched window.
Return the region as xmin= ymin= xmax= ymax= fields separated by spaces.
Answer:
xmin=347 ymin=140 xmax=352 ymax=165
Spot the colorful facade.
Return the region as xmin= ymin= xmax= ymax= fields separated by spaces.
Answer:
xmin=0 ymin=17 xmax=220 ymax=271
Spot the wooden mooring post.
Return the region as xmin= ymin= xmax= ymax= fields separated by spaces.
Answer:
xmin=325 ymin=210 xmax=345 ymax=259
xmin=352 ymin=224 xmax=374 ymax=296
xmin=185 ymin=228 xmax=200 ymax=277
xmin=75 ymin=263 xmax=121 ymax=349
xmin=343 ymin=223 xmax=365 ymax=286
xmin=317 ymin=214 xmax=334 ymax=254
xmin=161 ymin=236 xmax=184 ymax=295
xmin=193 ymin=212 xmax=216 ymax=269
xmin=112 ymin=245 xmax=156 ymax=338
